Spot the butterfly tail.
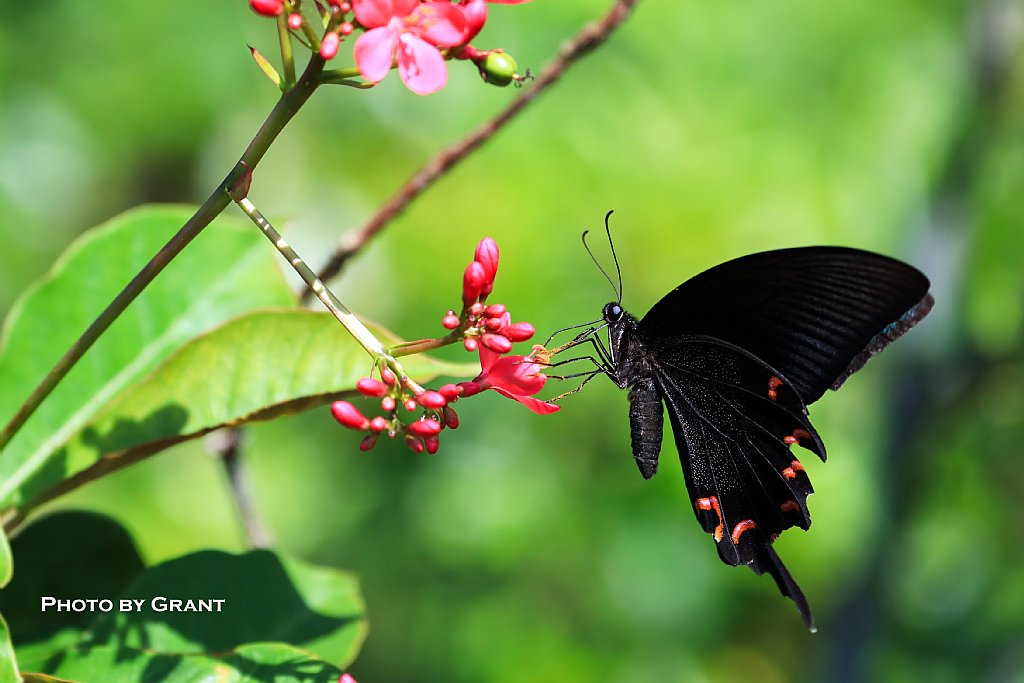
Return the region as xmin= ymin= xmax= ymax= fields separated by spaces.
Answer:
xmin=751 ymin=538 xmax=816 ymax=633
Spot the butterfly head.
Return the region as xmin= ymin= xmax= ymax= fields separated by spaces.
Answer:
xmin=602 ymin=302 xmax=624 ymax=324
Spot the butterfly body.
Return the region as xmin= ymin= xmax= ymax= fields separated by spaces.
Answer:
xmin=598 ymin=246 xmax=933 ymax=631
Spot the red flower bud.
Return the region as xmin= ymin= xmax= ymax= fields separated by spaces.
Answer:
xmin=469 ymin=302 xmax=484 ymax=317
xmin=463 ymin=337 xmax=479 ymax=352
xmin=331 ymin=401 xmax=369 ymax=430
xmin=340 ymin=674 xmax=358 ymax=683
xmin=340 ymin=21 xmax=354 ymax=35
xmin=443 ymin=405 xmax=460 ymax=429
xmin=483 ymin=303 xmax=506 ymax=317
xmin=505 ymin=322 xmax=535 ymax=342
xmin=357 ymin=377 xmax=388 ymax=397
xmin=320 ymin=32 xmax=340 ymax=60
xmin=337 ymin=1 xmax=352 ymax=11
xmin=462 ymin=261 xmax=486 ymax=305
xmin=442 ymin=312 xmax=460 ymax=329
xmin=458 ymin=381 xmax=482 ymax=397
xmin=360 ymin=434 xmax=378 ymax=451
xmin=474 ymin=237 xmax=499 ymax=288
xmin=418 ymin=391 xmax=448 ymax=409
xmin=439 ymin=384 xmax=461 ymax=401
xmin=381 ymin=396 xmax=396 ymax=412
xmin=250 ymin=0 xmax=284 ymax=16
xmin=369 ymin=416 xmax=389 ymax=432
xmin=484 ymin=317 xmax=504 ymax=332
xmin=404 ymin=398 xmax=418 ymax=412
xmin=287 ymin=12 xmax=303 ymax=29
xmin=408 ymin=418 xmax=443 ymax=436
xmin=481 ymin=333 xmax=513 ymax=353
xmin=406 ymin=435 xmax=425 ymax=453
xmin=424 ymin=434 xmax=440 ymax=454
xmin=381 ymin=368 xmax=397 ymax=385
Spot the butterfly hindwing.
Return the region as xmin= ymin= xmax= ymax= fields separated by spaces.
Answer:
xmin=653 ymin=338 xmax=819 ymax=540
xmin=649 ymin=337 xmax=820 ymax=627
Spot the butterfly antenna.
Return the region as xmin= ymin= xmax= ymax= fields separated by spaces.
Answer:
xmin=603 ymin=210 xmax=622 ymax=304
xmin=582 ymin=229 xmax=620 ymax=302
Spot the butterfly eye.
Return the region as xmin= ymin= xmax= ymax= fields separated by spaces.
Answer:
xmin=603 ymin=303 xmax=624 ymax=322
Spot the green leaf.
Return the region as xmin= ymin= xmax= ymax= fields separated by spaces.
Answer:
xmin=0 ymin=528 xmax=10 ymax=589
xmin=83 ymin=549 xmax=366 ymax=670
xmin=0 ymin=512 xmax=145 ymax=665
xmin=57 ymin=310 xmax=478 ymax=493
xmin=31 ymin=643 xmax=344 ymax=683
xmin=0 ymin=205 xmax=294 ymax=509
xmin=3 ymin=516 xmax=367 ymax=675
xmin=0 ymin=612 xmax=20 ymax=683
xmin=249 ymin=46 xmax=283 ymax=89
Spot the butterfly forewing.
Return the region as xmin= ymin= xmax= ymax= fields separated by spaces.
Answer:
xmin=639 ymin=247 xmax=933 ymax=403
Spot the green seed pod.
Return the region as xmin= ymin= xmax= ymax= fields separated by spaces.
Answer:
xmin=481 ymin=52 xmax=518 ymax=87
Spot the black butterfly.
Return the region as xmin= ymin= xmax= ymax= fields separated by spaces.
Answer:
xmin=570 ymin=225 xmax=933 ymax=631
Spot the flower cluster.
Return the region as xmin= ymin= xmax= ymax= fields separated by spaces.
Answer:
xmin=249 ymin=0 xmax=530 ymax=95
xmin=331 ymin=237 xmax=557 ymax=454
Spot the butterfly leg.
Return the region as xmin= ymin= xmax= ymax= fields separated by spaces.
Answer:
xmin=548 ymin=369 xmax=604 ymax=402
xmin=541 ymin=320 xmax=604 ymax=349
xmin=543 ymin=336 xmax=615 ymax=378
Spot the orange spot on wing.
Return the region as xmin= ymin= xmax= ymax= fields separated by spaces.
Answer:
xmin=767 ymin=376 xmax=783 ymax=401
xmin=792 ymin=428 xmax=812 ymax=441
xmin=695 ymin=496 xmax=724 ymax=542
xmin=731 ymin=519 xmax=757 ymax=544
xmin=783 ymin=435 xmax=798 ymax=445
xmin=782 ymin=459 xmax=806 ymax=480
xmin=780 ymin=500 xmax=801 ymax=513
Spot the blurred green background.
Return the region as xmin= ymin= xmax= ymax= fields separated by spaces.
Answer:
xmin=2 ymin=0 xmax=1024 ymax=681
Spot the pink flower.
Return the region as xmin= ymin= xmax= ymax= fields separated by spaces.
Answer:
xmin=460 ymin=353 xmax=559 ymax=415
xmin=353 ymin=0 xmax=467 ymax=95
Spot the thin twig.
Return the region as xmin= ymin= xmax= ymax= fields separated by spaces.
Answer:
xmin=306 ymin=0 xmax=640 ymax=296
xmin=208 ymin=427 xmax=272 ymax=549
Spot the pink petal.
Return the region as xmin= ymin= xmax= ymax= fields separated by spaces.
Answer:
xmin=414 ymin=2 xmax=469 ymax=47
xmin=485 ymin=355 xmax=546 ymax=394
xmin=391 ymin=0 xmax=420 ymax=15
xmin=487 ymin=0 xmax=531 ymax=4
xmin=352 ymin=0 xmax=393 ymax=28
xmin=492 ymin=387 xmax=560 ymax=414
xmin=461 ymin=0 xmax=487 ymax=43
xmin=354 ymin=26 xmax=397 ymax=82
xmin=353 ymin=0 xmax=419 ymax=25
xmin=478 ymin=347 xmax=501 ymax=373
xmin=396 ymin=33 xmax=447 ymax=95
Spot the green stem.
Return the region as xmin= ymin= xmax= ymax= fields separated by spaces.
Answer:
xmin=320 ymin=66 xmax=364 ymax=82
xmin=390 ymin=333 xmax=462 ymax=357
xmin=276 ymin=14 xmax=296 ymax=88
xmin=321 ymin=77 xmax=375 ymax=89
xmin=0 ymin=54 xmax=326 ymax=454
xmin=230 ymin=196 xmax=420 ymax=391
